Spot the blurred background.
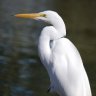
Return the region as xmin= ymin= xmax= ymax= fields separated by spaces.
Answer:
xmin=0 ymin=0 xmax=96 ymax=96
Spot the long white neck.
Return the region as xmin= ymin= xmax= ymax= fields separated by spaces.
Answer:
xmin=51 ymin=15 xmax=66 ymax=37
xmin=38 ymin=16 xmax=66 ymax=66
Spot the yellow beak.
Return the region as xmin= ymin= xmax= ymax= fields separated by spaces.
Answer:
xmin=15 ymin=13 xmax=44 ymax=19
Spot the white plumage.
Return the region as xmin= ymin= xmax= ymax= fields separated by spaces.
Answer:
xmin=15 ymin=10 xmax=92 ymax=96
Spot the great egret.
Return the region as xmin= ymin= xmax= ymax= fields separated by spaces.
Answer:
xmin=15 ymin=10 xmax=92 ymax=96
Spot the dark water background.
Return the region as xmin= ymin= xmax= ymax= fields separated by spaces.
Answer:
xmin=0 ymin=0 xmax=96 ymax=96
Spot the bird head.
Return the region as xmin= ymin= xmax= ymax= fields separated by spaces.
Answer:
xmin=15 ymin=10 xmax=61 ymax=24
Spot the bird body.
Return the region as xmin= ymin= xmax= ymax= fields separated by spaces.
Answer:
xmin=38 ymin=26 xmax=92 ymax=96
xmin=15 ymin=10 xmax=92 ymax=96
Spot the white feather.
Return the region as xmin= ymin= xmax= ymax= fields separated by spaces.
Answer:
xmin=38 ymin=10 xmax=92 ymax=96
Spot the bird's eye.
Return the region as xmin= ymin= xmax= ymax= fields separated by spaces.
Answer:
xmin=41 ymin=14 xmax=46 ymax=17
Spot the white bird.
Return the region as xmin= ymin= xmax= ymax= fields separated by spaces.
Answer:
xmin=15 ymin=10 xmax=92 ymax=96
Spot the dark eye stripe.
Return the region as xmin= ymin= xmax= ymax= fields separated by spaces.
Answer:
xmin=41 ymin=14 xmax=46 ymax=17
